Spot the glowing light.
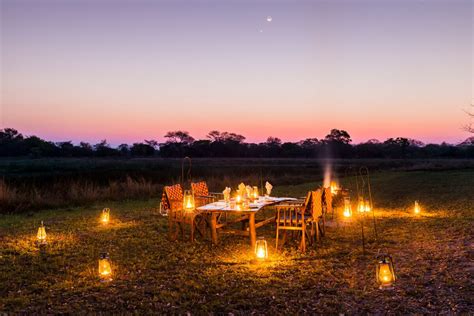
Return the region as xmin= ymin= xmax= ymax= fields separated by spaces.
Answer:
xmin=266 ymin=16 xmax=272 ymax=22
xmin=343 ymin=198 xmax=352 ymax=218
xmin=183 ymin=190 xmax=195 ymax=212
xmin=414 ymin=201 xmax=421 ymax=214
xmin=255 ymin=237 xmax=268 ymax=260
xmin=98 ymin=252 xmax=113 ymax=282
xmin=376 ymin=255 xmax=396 ymax=289
xmin=37 ymin=221 xmax=47 ymax=245
xmin=101 ymin=208 xmax=110 ymax=224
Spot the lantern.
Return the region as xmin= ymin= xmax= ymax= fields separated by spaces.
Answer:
xmin=252 ymin=186 xmax=259 ymax=200
xmin=343 ymin=197 xmax=352 ymax=218
xmin=183 ymin=190 xmax=195 ymax=212
xmin=98 ymin=252 xmax=113 ymax=281
xmin=376 ymin=255 xmax=396 ymax=289
xmin=255 ymin=237 xmax=268 ymax=260
xmin=414 ymin=201 xmax=421 ymax=214
xmin=357 ymin=198 xmax=365 ymax=213
xmin=37 ymin=221 xmax=47 ymax=245
xmin=364 ymin=200 xmax=372 ymax=213
xmin=100 ymin=208 xmax=110 ymax=224
xmin=236 ymin=194 xmax=242 ymax=204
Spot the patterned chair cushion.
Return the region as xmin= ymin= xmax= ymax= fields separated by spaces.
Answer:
xmin=162 ymin=184 xmax=184 ymax=211
xmin=191 ymin=181 xmax=209 ymax=197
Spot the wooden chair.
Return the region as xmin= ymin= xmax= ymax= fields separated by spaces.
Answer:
xmin=191 ymin=181 xmax=215 ymax=207
xmin=275 ymin=192 xmax=313 ymax=252
xmin=309 ymin=189 xmax=324 ymax=242
xmin=162 ymin=184 xmax=204 ymax=242
xmin=321 ymin=187 xmax=332 ymax=235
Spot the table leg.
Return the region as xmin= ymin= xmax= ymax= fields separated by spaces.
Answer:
xmin=210 ymin=213 xmax=218 ymax=245
xmin=249 ymin=213 xmax=256 ymax=248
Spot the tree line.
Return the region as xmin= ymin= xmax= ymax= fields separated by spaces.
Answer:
xmin=1 ymin=128 xmax=473 ymax=159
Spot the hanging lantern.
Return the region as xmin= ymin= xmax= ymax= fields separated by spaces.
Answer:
xmin=255 ymin=237 xmax=268 ymax=260
xmin=183 ymin=190 xmax=195 ymax=212
xmin=98 ymin=252 xmax=113 ymax=282
xmin=100 ymin=208 xmax=110 ymax=224
xmin=37 ymin=221 xmax=47 ymax=245
xmin=376 ymin=255 xmax=396 ymax=289
xmin=414 ymin=201 xmax=421 ymax=215
xmin=343 ymin=197 xmax=352 ymax=218
xmin=252 ymin=186 xmax=259 ymax=200
xmin=357 ymin=198 xmax=365 ymax=213
xmin=364 ymin=200 xmax=372 ymax=213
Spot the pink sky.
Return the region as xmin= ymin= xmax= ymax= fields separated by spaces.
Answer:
xmin=1 ymin=0 xmax=472 ymax=145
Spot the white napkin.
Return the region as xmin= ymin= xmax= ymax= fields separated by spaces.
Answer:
xmin=246 ymin=185 xmax=253 ymax=198
xmin=265 ymin=181 xmax=273 ymax=196
xmin=238 ymin=183 xmax=246 ymax=197
xmin=223 ymin=187 xmax=231 ymax=201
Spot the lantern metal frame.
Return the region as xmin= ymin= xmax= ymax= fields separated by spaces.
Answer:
xmin=101 ymin=208 xmax=110 ymax=224
xmin=255 ymin=237 xmax=268 ymax=261
xmin=376 ymin=254 xmax=396 ymax=289
xmin=183 ymin=190 xmax=195 ymax=212
xmin=37 ymin=221 xmax=47 ymax=246
xmin=98 ymin=252 xmax=113 ymax=282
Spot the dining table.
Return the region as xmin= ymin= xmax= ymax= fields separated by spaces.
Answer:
xmin=197 ymin=196 xmax=297 ymax=247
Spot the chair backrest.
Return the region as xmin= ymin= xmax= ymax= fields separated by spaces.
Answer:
xmin=162 ymin=184 xmax=184 ymax=211
xmin=311 ymin=189 xmax=323 ymax=219
xmin=191 ymin=181 xmax=209 ymax=197
xmin=323 ymin=187 xmax=333 ymax=213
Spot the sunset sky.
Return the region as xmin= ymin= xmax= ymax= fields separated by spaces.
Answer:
xmin=1 ymin=0 xmax=472 ymax=145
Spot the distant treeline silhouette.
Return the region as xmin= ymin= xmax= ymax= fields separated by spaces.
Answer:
xmin=1 ymin=128 xmax=473 ymax=159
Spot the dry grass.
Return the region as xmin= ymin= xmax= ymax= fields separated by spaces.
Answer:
xmin=0 ymin=169 xmax=472 ymax=314
xmin=0 ymin=177 xmax=162 ymax=213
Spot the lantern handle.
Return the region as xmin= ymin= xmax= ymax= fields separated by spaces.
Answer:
xmin=181 ymin=156 xmax=192 ymax=188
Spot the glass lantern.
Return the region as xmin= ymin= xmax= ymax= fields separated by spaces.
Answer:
xmin=376 ymin=255 xmax=396 ymax=289
xmin=252 ymin=186 xmax=259 ymax=200
xmin=343 ymin=197 xmax=352 ymax=218
xmin=357 ymin=198 xmax=365 ymax=213
xmin=183 ymin=190 xmax=195 ymax=212
xmin=364 ymin=200 xmax=372 ymax=213
xmin=414 ymin=201 xmax=421 ymax=214
xmin=98 ymin=252 xmax=113 ymax=282
xmin=255 ymin=237 xmax=268 ymax=260
xmin=37 ymin=221 xmax=47 ymax=245
xmin=101 ymin=208 xmax=110 ymax=224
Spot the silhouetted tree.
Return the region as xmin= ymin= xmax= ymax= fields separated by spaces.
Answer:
xmin=130 ymin=142 xmax=155 ymax=156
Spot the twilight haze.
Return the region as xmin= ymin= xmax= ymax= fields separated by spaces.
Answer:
xmin=1 ymin=0 xmax=472 ymax=145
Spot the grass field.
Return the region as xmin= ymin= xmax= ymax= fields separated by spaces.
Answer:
xmin=0 ymin=168 xmax=472 ymax=314
xmin=2 ymin=157 xmax=474 ymax=213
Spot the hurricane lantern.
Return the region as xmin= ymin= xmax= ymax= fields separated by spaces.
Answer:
xmin=252 ymin=186 xmax=259 ymax=200
xmin=357 ymin=199 xmax=365 ymax=213
xmin=255 ymin=237 xmax=268 ymax=260
xmin=364 ymin=200 xmax=372 ymax=213
xmin=98 ymin=252 xmax=113 ymax=281
xmin=183 ymin=190 xmax=195 ymax=212
xmin=343 ymin=198 xmax=352 ymax=218
xmin=236 ymin=194 xmax=242 ymax=205
xmin=414 ymin=201 xmax=421 ymax=215
xmin=376 ymin=255 xmax=396 ymax=289
xmin=37 ymin=221 xmax=47 ymax=245
xmin=101 ymin=208 xmax=110 ymax=224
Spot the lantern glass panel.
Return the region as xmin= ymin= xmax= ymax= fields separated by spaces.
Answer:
xmin=376 ymin=256 xmax=396 ymax=288
xmin=101 ymin=208 xmax=110 ymax=223
xmin=98 ymin=253 xmax=112 ymax=281
xmin=37 ymin=221 xmax=47 ymax=244
xmin=183 ymin=190 xmax=195 ymax=211
xmin=255 ymin=238 xmax=268 ymax=260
